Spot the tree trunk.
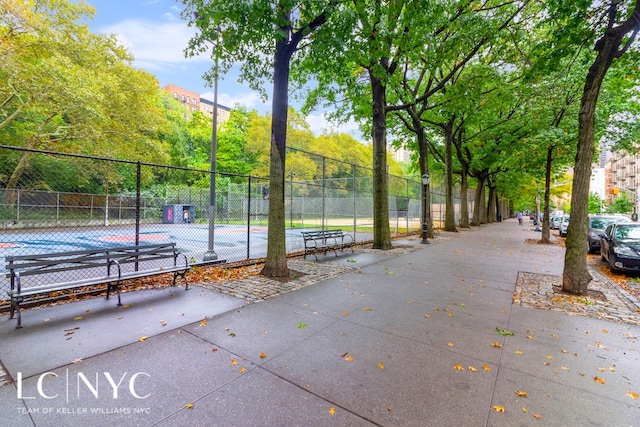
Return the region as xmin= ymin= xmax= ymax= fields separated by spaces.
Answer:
xmin=487 ymin=185 xmax=496 ymax=222
xmin=459 ymin=168 xmax=470 ymax=228
xmin=261 ymin=47 xmax=291 ymax=278
xmin=370 ymin=74 xmax=392 ymax=249
xmin=540 ymin=145 xmax=554 ymax=244
xmin=471 ymin=176 xmax=484 ymax=226
xmin=563 ymin=4 xmax=640 ymax=294
xmin=443 ymin=120 xmax=457 ymax=232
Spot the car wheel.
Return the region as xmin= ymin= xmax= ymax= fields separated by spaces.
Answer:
xmin=608 ymin=253 xmax=618 ymax=272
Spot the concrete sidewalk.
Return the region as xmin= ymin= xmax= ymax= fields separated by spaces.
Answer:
xmin=1 ymin=221 xmax=639 ymax=426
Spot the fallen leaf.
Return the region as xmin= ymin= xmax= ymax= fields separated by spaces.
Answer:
xmin=340 ymin=351 xmax=349 ymax=358
xmin=526 ymin=335 xmax=534 ymax=340
xmin=329 ymin=407 xmax=335 ymax=416
xmin=447 ymin=342 xmax=455 ymax=347
xmin=492 ymin=405 xmax=505 ymax=413
xmin=160 ymin=320 xmax=167 ymax=327
xmin=447 ymin=312 xmax=454 ymax=317
xmin=211 ymin=347 xmax=218 ymax=352
xmin=602 ymin=329 xmax=609 ymax=334
xmin=496 ymin=327 xmax=514 ymax=336
xmin=123 ymin=304 xmax=131 ymax=309
xmin=387 ymin=407 xmax=392 ymax=412
xmin=468 ymin=366 xmax=478 ymax=372
xmin=424 ymin=314 xmax=430 ymax=318
xmin=260 ymin=352 xmax=267 ymax=359
xmin=85 ymin=309 xmax=91 ymax=313
xmin=545 ymin=355 xmax=553 ymax=360
xmin=454 ymin=364 xmax=464 ymax=370
xmin=522 ymin=407 xmax=528 ymax=413
xmin=200 ymin=320 xmax=207 ymax=327
xmin=482 ymin=364 xmax=492 ymax=371
xmin=627 ymin=391 xmax=639 ymax=399
xmin=515 ymin=390 xmax=528 ymax=397
xmin=343 ymin=311 xmax=349 ymax=316
xmin=185 ymin=403 xmax=193 ymax=409
xmin=138 ymin=336 xmax=147 ymax=342
xmin=297 ymin=323 xmax=307 ymax=329
xmin=378 ymin=362 xmax=385 ymax=370
xmin=532 ymin=414 xmax=541 ymax=420
xmin=239 ymin=367 xmax=246 ymax=373
xmin=74 ymin=316 xmax=83 ymax=321
xmin=515 ymin=350 xmax=523 ymax=355
xmin=364 ymin=307 xmax=373 ymax=311
xmin=345 ymin=355 xmax=354 ymax=362
xmin=231 ymin=359 xmax=238 ymax=366
xmin=491 ymin=342 xmax=502 ymax=348
xmin=593 ymin=376 xmax=605 ymax=384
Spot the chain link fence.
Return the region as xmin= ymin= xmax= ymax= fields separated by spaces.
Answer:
xmin=0 ymin=144 xmax=475 ymax=309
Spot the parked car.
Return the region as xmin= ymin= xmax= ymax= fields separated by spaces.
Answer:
xmin=550 ymin=216 xmax=562 ymax=229
xmin=587 ymin=215 xmax=632 ymax=254
xmin=559 ymin=215 xmax=570 ymax=237
xmin=601 ymin=222 xmax=640 ymax=272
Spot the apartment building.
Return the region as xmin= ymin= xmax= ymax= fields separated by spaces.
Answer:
xmin=605 ymin=150 xmax=640 ymax=206
xmin=162 ymin=84 xmax=230 ymax=124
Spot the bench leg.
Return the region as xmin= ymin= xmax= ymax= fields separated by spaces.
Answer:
xmin=173 ymin=271 xmax=189 ymax=290
xmin=106 ymin=282 xmax=122 ymax=306
xmin=14 ymin=301 xmax=23 ymax=329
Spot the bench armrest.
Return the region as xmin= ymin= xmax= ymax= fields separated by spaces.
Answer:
xmin=108 ymin=259 xmax=122 ymax=280
xmin=175 ymin=252 xmax=189 ymax=270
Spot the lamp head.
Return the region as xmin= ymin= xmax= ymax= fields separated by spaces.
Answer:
xmin=421 ymin=174 xmax=430 ymax=185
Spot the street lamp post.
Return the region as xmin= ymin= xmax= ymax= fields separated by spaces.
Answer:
xmin=289 ymin=172 xmax=295 ymax=229
xmin=203 ymin=25 xmax=220 ymax=262
xmin=421 ymin=173 xmax=430 ymax=244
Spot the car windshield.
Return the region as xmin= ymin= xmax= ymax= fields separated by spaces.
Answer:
xmin=590 ymin=218 xmax=617 ymax=229
xmin=614 ymin=225 xmax=640 ymax=240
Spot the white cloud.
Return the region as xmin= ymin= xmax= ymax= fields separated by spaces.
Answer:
xmin=98 ymin=19 xmax=208 ymax=66
xmin=306 ymin=112 xmax=363 ymax=139
xmin=201 ymin=91 xmax=266 ymax=110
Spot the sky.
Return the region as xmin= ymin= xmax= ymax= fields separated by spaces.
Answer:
xmin=83 ymin=0 xmax=360 ymax=137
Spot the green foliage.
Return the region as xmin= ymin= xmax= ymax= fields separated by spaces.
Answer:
xmin=606 ymin=192 xmax=635 ymax=215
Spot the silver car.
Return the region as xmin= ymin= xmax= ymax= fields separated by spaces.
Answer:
xmin=559 ymin=215 xmax=570 ymax=237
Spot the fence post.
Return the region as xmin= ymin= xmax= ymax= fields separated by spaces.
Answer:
xmin=353 ymin=164 xmax=357 ymax=241
xmin=247 ymin=176 xmax=251 ymax=260
xmin=135 ymin=162 xmax=141 ymax=270
xmin=322 ymin=157 xmax=326 ymax=231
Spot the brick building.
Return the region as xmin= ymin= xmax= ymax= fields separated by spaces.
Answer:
xmin=162 ymin=84 xmax=231 ymax=125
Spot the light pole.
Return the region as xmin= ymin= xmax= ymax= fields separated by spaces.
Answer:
xmin=203 ymin=23 xmax=221 ymax=261
xmin=421 ymin=173 xmax=430 ymax=244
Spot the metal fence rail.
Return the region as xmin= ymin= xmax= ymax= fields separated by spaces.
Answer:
xmin=0 ymin=144 xmax=475 ymax=307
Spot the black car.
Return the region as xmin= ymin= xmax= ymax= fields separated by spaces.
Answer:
xmin=601 ymin=223 xmax=640 ymax=272
xmin=587 ymin=215 xmax=631 ymax=254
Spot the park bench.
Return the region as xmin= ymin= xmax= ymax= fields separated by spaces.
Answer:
xmin=5 ymin=243 xmax=190 ymax=329
xmin=301 ymin=230 xmax=354 ymax=260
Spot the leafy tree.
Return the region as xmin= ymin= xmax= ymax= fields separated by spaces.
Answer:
xmin=562 ymin=1 xmax=640 ymax=295
xmin=183 ymin=1 xmax=338 ymax=276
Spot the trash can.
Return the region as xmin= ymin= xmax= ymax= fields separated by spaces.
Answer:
xmin=162 ymin=204 xmax=195 ymax=224
xmin=497 ymin=214 xmax=502 ymax=222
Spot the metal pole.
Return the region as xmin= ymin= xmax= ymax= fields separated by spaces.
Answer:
xmin=204 ymin=47 xmax=219 ymax=261
xmin=247 ymin=177 xmax=251 ymax=260
xmin=290 ymin=172 xmax=294 ymax=229
xmin=135 ymin=161 xmax=141 ymax=271
xmin=421 ymin=174 xmax=429 ymax=244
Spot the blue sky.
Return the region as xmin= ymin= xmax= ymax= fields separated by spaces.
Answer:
xmin=83 ymin=0 xmax=358 ymax=136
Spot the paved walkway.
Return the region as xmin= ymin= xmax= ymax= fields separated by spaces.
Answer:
xmin=1 ymin=220 xmax=639 ymax=426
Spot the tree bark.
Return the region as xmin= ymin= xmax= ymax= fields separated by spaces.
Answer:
xmin=539 ymin=145 xmax=554 ymax=244
xmin=443 ymin=120 xmax=457 ymax=232
xmin=563 ymin=2 xmax=640 ymax=294
xmin=261 ymin=46 xmax=291 ymax=278
xmin=370 ymin=73 xmax=392 ymax=249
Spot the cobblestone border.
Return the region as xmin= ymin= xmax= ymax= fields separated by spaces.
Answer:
xmin=195 ymin=259 xmax=358 ymax=303
xmin=514 ymin=271 xmax=640 ymax=326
